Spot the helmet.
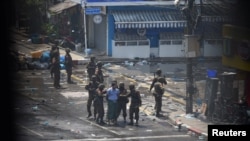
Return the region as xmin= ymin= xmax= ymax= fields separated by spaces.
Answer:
xmin=65 ymin=48 xmax=71 ymax=53
xmin=90 ymin=56 xmax=95 ymax=61
xmin=155 ymin=68 xmax=162 ymax=75
xmin=91 ymin=75 xmax=96 ymax=80
xmin=129 ymin=84 xmax=135 ymax=90
xmin=119 ymin=82 xmax=125 ymax=88
xmin=97 ymin=61 xmax=103 ymax=68
xmin=98 ymin=83 xmax=105 ymax=89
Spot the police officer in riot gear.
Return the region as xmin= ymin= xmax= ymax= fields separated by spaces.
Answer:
xmin=86 ymin=56 xmax=96 ymax=79
xmin=95 ymin=61 xmax=104 ymax=83
xmin=94 ymin=83 xmax=107 ymax=125
xmin=149 ymin=68 xmax=167 ymax=117
xmin=127 ymin=84 xmax=142 ymax=126
xmin=153 ymin=82 xmax=165 ymax=117
xmin=64 ymin=48 xmax=75 ymax=84
xmin=85 ymin=75 xmax=100 ymax=118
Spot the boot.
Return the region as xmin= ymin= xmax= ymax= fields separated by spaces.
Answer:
xmin=95 ymin=117 xmax=99 ymax=123
xmin=113 ymin=119 xmax=118 ymax=126
xmin=99 ymin=118 xmax=106 ymax=125
xmin=123 ymin=117 xmax=126 ymax=123
xmin=135 ymin=120 xmax=139 ymax=126
xmin=87 ymin=113 xmax=92 ymax=118
xmin=128 ymin=119 xmax=133 ymax=125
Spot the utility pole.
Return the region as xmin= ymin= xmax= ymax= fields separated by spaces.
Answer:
xmin=81 ymin=0 xmax=88 ymax=56
xmin=182 ymin=0 xmax=195 ymax=114
xmin=186 ymin=57 xmax=193 ymax=114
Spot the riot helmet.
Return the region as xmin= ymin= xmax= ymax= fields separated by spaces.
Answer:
xmin=155 ymin=68 xmax=162 ymax=75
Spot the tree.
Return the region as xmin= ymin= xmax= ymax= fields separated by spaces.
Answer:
xmin=15 ymin=0 xmax=49 ymax=33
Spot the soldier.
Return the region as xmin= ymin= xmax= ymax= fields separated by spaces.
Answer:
xmin=85 ymin=75 xmax=100 ymax=118
xmin=64 ymin=48 xmax=75 ymax=84
xmin=49 ymin=45 xmax=57 ymax=78
xmin=52 ymin=47 xmax=61 ymax=89
xmin=95 ymin=61 xmax=104 ymax=83
xmin=86 ymin=56 xmax=96 ymax=79
xmin=149 ymin=68 xmax=167 ymax=117
xmin=153 ymin=82 xmax=165 ymax=117
xmin=94 ymin=83 xmax=107 ymax=125
xmin=127 ymin=84 xmax=142 ymax=126
xmin=116 ymin=82 xmax=129 ymax=123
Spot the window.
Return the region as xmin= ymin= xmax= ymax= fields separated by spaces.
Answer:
xmin=138 ymin=41 xmax=149 ymax=45
xmin=160 ymin=40 xmax=171 ymax=45
xmin=115 ymin=42 xmax=125 ymax=46
xmin=127 ymin=41 xmax=137 ymax=46
xmin=172 ymin=40 xmax=182 ymax=45
xmin=207 ymin=40 xmax=216 ymax=45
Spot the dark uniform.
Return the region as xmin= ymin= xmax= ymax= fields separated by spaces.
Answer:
xmin=64 ymin=48 xmax=74 ymax=84
xmin=149 ymin=69 xmax=167 ymax=117
xmin=49 ymin=45 xmax=57 ymax=78
xmin=86 ymin=57 xmax=96 ymax=79
xmin=127 ymin=84 xmax=142 ymax=126
xmin=117 ymin=82 xmax=129 ymax=123
xmin=94 ymin=83 xmax=107 ymax=125
xmin=95 ymin=61 xmax=104 ymax=83
xmin=52 ymin=47 xmax=61 ymax=89
xmin=85 ymin=75 xmax=100 ymax=118
xmin=153 ymin=82 xmax=165 ymax=117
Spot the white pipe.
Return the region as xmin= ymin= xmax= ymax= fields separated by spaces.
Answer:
xmin=82 ymin=0 xmax=88 ymax=56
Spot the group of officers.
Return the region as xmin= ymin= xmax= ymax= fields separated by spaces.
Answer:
xmin=49 ymin=42 xmax=76 ymax=89
xmin=49 ymin=45 xmax=167 ymax=126
xmin=85 ymin=56 xmax=167 ymax=126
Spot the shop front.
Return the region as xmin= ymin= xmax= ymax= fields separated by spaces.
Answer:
xmin=107 ymin=6 xmax=187 ymax=58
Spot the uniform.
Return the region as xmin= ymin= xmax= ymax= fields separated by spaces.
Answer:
xmin=117 ymin=82 xmax=129 ymax=123
xmin=52 ymin=47 xmax=61 ymax=89
xmin=86 ymin=57 xmax=96 ymax=79
xmin=95 ymin=61 xmax=104 ymax=83
xmin=85 ymin=76 xmax=100 ymax=118
xmin=149 ymin=69 xmax=167 ymax=117
xmin=127 ymin=84 xmax=142 ymax=126
xmin=64 ymin=48 xmax=74 ymax=84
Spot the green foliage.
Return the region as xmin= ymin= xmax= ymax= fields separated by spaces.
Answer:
xmin=42 ymin=23 xmax=57 ymax=35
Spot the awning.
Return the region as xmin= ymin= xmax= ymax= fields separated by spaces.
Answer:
xmin=112 ymin=10 xmax=187 ymax=29
xmin=195 ymin=5 xmax=233 ymax=23
xmin=49 ymin=0 xmax=79 ymax=15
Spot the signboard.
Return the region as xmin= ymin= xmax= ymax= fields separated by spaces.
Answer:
xmin=85 ymin=7 xmax=101 ymax=15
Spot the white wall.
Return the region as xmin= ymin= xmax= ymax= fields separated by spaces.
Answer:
xmin=159 ymin=39 xmax=185 ymax=57
xmin=203 ymin=40 xmax=223 ymax=57
xmin=112 ymin=40 xmax=150 ymax=59
xmin=159 ymin=45 xmax=185 ymax=57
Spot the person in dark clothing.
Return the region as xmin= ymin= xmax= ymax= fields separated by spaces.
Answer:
xmin=149 ymin=68 xmax=167 ymax=91
xmin=52 ymin=47 xmax=61 ymax=89
xmin=64 ymin=48 xmax=75 ymax=84
xmin=86 ymin=56 xmax=96 ymax=79
xmin=153 ymin=82 xmax=165 ymax=117
xmin=127 ymin=84 xmax=142 ymax=126
xmin=94 ymin=83 xmax=107 ymax=125
xmin=85 ymin=75 xmax=100 ymax=118
xmin=49 ymin=45 xmax=57 ymax=78
xmin=95 ymin=61 xmax=104 ymax=83
xmin=117 ymin=82 xmax=129 ymax=123
xmin=149 ymin=68 xmax=167 ymax=114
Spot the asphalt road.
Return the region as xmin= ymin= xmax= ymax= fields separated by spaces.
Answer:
xmin=10 ymin=66 xmax=200 ymax=141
